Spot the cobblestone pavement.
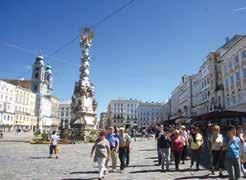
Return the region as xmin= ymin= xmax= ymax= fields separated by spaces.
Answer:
xmin=0 ymin=138 xmax=229 ymax=180
xmin=0 ymin=132 xmax=34 ymax=142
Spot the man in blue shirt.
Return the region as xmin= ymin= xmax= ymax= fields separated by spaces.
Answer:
xmin=105 ymin=126 xmax=119 ymax=172
xmin=223 ymin=125 xmax=242 ymax=180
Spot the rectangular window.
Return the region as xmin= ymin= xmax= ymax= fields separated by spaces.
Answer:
xmin=230 ymin=75 xmax=234 ymax=84
xmin=232 ymin=96 xmax=236 ymax=105
xmin=234 ymin=55 xmax=239 ymax=64
xmin=227 ymin=97 xmax=230 ymax=106
xmin=224 ymin=65 xmax=228 ymax=73
xmin=243 ymin=69 xmax=246 ymax=78
xmin=242 ymin=50 xmax=246 ymax=58
xmin=228 ymin=61 xmax=233 ymax=69
xmin=236 ymin=72 xmax=240 ymax=81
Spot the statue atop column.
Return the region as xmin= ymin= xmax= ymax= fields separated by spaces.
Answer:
xmin=70 ymin=28 xmax=97 ymax=141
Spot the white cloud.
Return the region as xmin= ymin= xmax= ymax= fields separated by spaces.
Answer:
xmin=232 ymin=6 xmax=246 ymax=12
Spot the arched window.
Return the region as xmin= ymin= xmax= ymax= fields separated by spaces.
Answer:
xmin=35 ymin=72 xmax=39 ymax=79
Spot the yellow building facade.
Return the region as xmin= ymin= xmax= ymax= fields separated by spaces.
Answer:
xmin=14 ymin=86 xmax=37 ymax=132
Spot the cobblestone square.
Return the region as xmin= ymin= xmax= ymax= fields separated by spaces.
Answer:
xmin=0 ymin=138 xmax=228 ymax=180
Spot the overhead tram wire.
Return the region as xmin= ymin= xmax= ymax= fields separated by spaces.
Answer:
xmin=47 ymin=0 xmax=136 ymax=58
xmin=91 ymin=0 xmax=136 ymax=29
xmin=47 ymin=34 xmax=80 ymax=57
xmin=2 ymin=43 xmax=37 ymax=55
xmin=1 ymin=42 xmax=78 ymax=67
xmin=1 ymin=0 xmax=136 ymax=68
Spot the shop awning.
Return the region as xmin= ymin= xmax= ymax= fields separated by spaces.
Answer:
xmin=191 ymin=110 xmax=246 ymax=121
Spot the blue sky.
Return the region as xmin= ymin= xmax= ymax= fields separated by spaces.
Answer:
xmin=0 ymin=0 xmax=246 ymax=114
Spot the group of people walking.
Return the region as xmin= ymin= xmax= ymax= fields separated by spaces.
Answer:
xmin=155 ymin=123 xmax=246 ymax=180
xmin=155 ymin=124 xmax=196 ymax=171
xmin=48 ymin=123 xmax=246 ymax=180
xmin=208 ymin=125 xmax=246 ymax=180
xmin=91 ymin=126 xmax=132 ymax=180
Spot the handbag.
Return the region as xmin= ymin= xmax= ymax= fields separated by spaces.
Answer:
xmin=56 ymin=145 xmax=61 ymax=153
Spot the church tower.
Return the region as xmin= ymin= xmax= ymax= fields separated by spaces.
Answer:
xmin=31 ymin=55 xmax=46 ymax=95
xmin=45 ymin=64 xmax=53 ymax=95
xmin=31 ymin=55 xmax=52 ymax=95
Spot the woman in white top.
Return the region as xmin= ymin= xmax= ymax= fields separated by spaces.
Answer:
xmin=208 ymin=125 xmax=223 ymax=176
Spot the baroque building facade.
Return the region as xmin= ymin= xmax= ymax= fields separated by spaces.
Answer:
xmin=164 ymin=35 xmax=246 ymax=125
xmin=29 ymin=55 xmax=59 ymax=131
xmin=107 ymin=99 xmax=139 ymax=128
xmin=220 ymin=35 xmax=246 ymax=112
xmin=138 ymin=101 xmax=164 ymax=128
xmin=14 ymin=85 xmax=37 ymax=131
xmin=178 ymin=75 xmax=192 ymax=118
xmin=191 ymin=60 xmax=210 ymax=116
xmin=58 ymin=100 xmax=71 ymax=129
xmin=0 ymin=80 xmax=16 ymax=132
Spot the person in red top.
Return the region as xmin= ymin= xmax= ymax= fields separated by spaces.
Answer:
xmin=171 ymin=130 xmax=184 ymax=171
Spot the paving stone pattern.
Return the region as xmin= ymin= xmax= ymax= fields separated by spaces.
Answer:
xmin=0 ymin=139 xmax=228 ymax=180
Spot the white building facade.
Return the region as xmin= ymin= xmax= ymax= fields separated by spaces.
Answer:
xmin=221 ymin=35 xmax=246 ymax=112
xmin=31 ymin=55 xmax=54 ymax=131
xmin=58 ymin=100 xmax=71 ymax=129
xmin=191 ymin=60 xmax=210 ymax=116
xmin=170 ymin=86 xmax=180 ymax=119
xmin=107 ymin=99 xmax=139 ymax=128
xmin=163 ymin=100 xmax=171 ymax=121
xmin=178 ymin=75 xmax=192 ymax=118
xmin=14 ymin=86 xmax=37 ymax=132
xmin=138 ymin=102 xmax=164 ymax=128
xmin=0 ymin=80 xmax=16 ymax=132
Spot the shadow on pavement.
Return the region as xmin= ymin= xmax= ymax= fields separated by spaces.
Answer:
xmin=145 ymin=156 xmax=158 ymax=159
xmin=139 ymin=149 xmax=156 ymax=152
xmin=129 ymin=169 xmax=161 ymax=174
xmin=165 ymin=168 xmax=208 ymax=172
xmin=70 ymin=171 xmax=98 ymax=174
xmin=174 ymin=174 xmax=228 ymax=179
xmin=29 ymin=157 xmax=49 ymax=159
xmin=62 ymin=178 xmax=98 ymax=180
xmin=128 ymin=164 xmax=156 ymax=168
